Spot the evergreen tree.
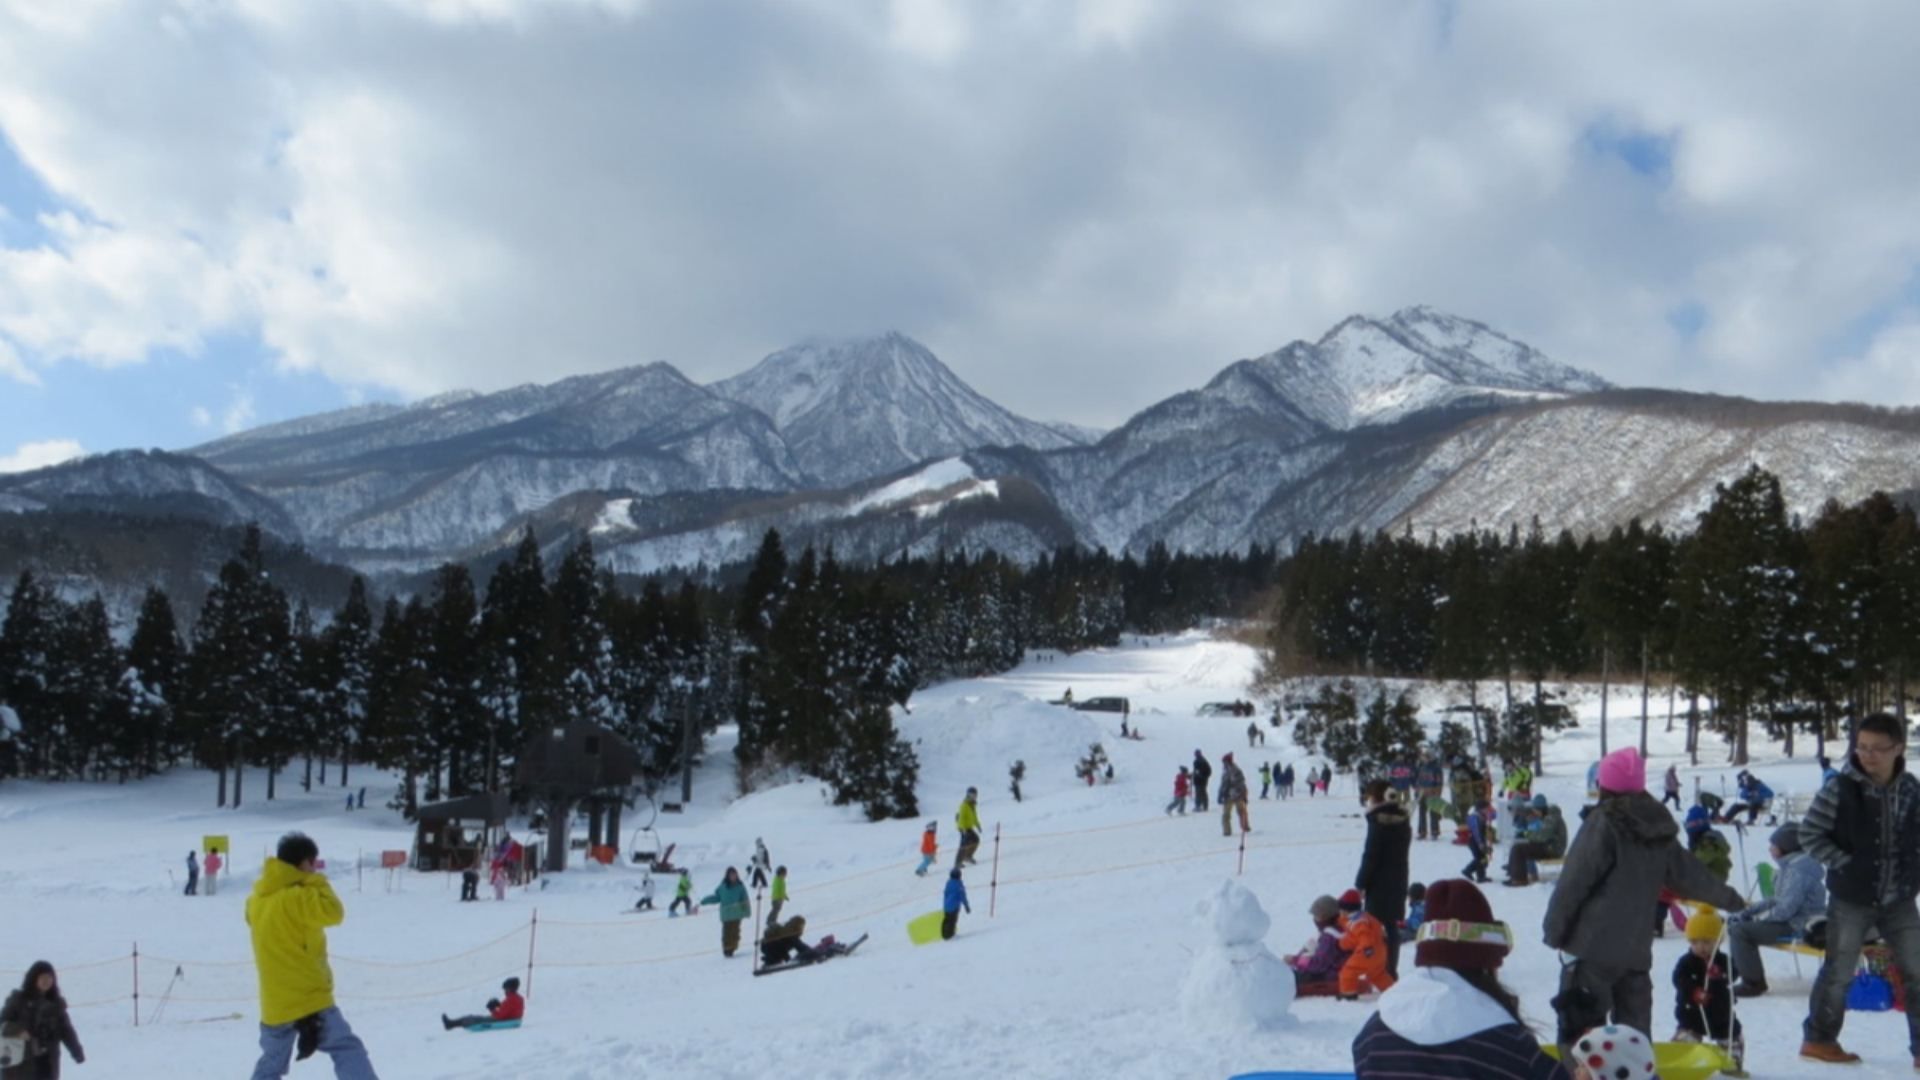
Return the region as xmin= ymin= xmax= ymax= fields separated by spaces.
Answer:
xmin=184 ymin=525 xmax=290 ymax=807
xmin=125 ymin=587 xmax=184 ymax=774
xmin=0 ymin=570 xmax=59 ymax=777
xmin=1672 ymin=466 xmax=1802 ymax=765
xmin=424 ymin=563 xmax=484 ymax=798
xmin=322 ymin=577 xmax=375 ymax=788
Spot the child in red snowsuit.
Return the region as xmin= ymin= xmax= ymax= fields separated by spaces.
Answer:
xmin=1335 ymin=890 xmax=1395 ymax=998
xmin=1166 ymin=767 xmax=1191 ymax=816
xmin=442 ymin=977 xmax=524 ymax=1030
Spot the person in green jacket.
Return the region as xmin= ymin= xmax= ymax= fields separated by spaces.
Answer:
xmin=955 ymin=787 xmax=982 ymax=867
xmin=1684 ymin=807 xmax=1734 ymax=883
xmin=768 ymin=866 xmax=790 ymax=926
xmin=668 ymin=869 xmax=694 ymax=917
xmin=701 ymin=867 xmax=752 ymax=957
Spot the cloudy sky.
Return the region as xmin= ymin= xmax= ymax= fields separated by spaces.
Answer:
xmin=2 ymin=0 xmax=1918 ymax=472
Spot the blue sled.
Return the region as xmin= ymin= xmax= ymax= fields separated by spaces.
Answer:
xmin=463 ymin=1020 xmax=522 ymax=1033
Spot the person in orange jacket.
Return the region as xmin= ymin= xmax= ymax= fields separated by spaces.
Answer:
xmin=1335 ymin=889 xmax=1395 ymax=999
xmin=914 ymin=822 xmax=938 ymax=877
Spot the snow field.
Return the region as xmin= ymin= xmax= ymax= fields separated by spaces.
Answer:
xmin=1 ymin=631 xmax=1915 ymax=1077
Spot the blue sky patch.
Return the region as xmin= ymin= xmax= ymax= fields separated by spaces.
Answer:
xmin=1582 ymin=119 xmax=1676 ymax=186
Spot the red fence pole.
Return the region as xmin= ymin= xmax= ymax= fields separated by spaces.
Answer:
xmin=525 ymin=909 xmax=538 ymax=998
xmin=131 ymin=943 xmax=139 ymax=1027
xmin=989 ymin=824 xmax=1001 ymax=918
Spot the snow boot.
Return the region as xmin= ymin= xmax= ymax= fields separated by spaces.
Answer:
xmin=1732 ymin=980 xmax=1768 ymax=999
xmin=1798 ymin=1041 xmax=1861 ymax=1065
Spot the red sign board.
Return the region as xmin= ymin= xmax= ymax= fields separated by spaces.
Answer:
xmin=380 ymin=850 xmax=407 ymax=869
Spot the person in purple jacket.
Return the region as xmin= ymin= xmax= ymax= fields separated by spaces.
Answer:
xmin=1286 ymin=895 xmax=1349 ymax=998
xmin=1351 ymin=878 xmax=1569 ymax=1079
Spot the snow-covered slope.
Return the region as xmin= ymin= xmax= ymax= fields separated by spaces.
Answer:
xmin=1233 ymin=306 xmax=1610 ymax=432
xmin=2 ymin=633 xmax=1897 ymax=1078
xmin=711 ymin=332 xmax=1082 ymax=488
xmin=0 ymin=449 xmax=301 ymax=537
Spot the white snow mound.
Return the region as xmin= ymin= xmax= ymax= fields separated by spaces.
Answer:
xmin=1179 ymin=879 xmax=1295 ymax=1031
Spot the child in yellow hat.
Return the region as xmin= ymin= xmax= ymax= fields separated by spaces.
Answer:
xmin=1672 ymin=904 xmax=1741 ymax=1054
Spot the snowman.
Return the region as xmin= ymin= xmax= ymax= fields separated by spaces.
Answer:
xmin=1180 ymin=879 xmax=1295 ymax=1031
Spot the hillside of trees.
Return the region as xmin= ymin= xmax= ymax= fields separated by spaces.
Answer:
xmin=1263 ymin=465 xmax=1920 ymax=769
xmin=0 ymin=523 xmax=1280 ymax=822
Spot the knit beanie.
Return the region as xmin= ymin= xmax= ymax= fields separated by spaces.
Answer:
xmin=1684 ymin=805 xmax=1711 ymax=833
xmin=1309 ymin=895 xmax=1339 ymax=921
xmin=1597 ymin=748 xmax=1646 ymax=794
xmin=1337 ymin=889 xmax=1363 ymax=912
xmin=1685 ymin=905 xmax=1725 ymax=944
xmin=1572 ymin=1024 xmax=1656 ymax=1079
xmin=1413 ymin=879 xmax=1512 ymax=970
xmin=1770 ymin=824 xmax=1802 ymax=855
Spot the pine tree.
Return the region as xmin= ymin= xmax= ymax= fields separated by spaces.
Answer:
xmin=0 ymin=570 xmax=59 ymax=777
xmin=322 ymin=577 xmax=375 ymax=788
xmin=1672 ymin=466 xmax=1802 ymax=765
xmin=125 ymin=587 xmax=184 ymax=775
xmin=185 ymin=525 xmax=290 ymax=807
xmin=424 ymin=563 xmax=484 ymax=798
xmin=47 ymin=594 xmax=120 ymax=779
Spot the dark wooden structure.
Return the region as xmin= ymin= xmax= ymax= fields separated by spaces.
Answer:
xmin=412 ymin=791 xmax=511 ymax=872
xmin=515 ymin=721 xmax=642 ymax=872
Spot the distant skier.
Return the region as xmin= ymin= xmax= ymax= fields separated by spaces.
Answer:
xmin=203 ymin=849 xmax=222 ymax=896
xmin=942 ymin=869 xmax=971 ymax=941
xmin=356 ymin=787 xmax=366 ymax=809
xmin=915 ymin=822 xmax=939 ymax=876
xmin=489 ymin=852 xmax=509 ymax=901
xmin=634 ymin=874 xmax=655 ymax=912
xmin=441 ymin=977 xmax=524 ymax=1031
xmin=460 ymin=867 xmax=479 ymax=902
xmin=749 ymin=838 xmax=772 ymax=890
xmin=760 ymin=916 xmax=817 ymax=967
xmin=1247 ymin=721 xmax=1259 ymax=748
xmin=185 ymin=851 xmax=199 ymax=896
xmin=1662 ymin=763 xmax=1683 ymax=810
xmin=1280 ymin=763 xmax=1295 ymax=799
xmin=668 ymin=870 xmax=694 ymax=917
xmin=954 ymin=788 xmax=982 ymax=868
xmin=1258 ymin=762 xmax=1272 ymax=800
xmin=1191 ymin=751 xmax=1212 ymax=813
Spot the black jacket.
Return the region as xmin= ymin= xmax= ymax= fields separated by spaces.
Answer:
xmin=1356 ymin=800 xmax=1413 ymax=923
xmin=1800 ymin=755 xmax=1920 ymax=906
xmin=1671 ymin=949 xmax=1738 ymax=1041
xmin=1 ymin=989 xmax=82 ymax=1080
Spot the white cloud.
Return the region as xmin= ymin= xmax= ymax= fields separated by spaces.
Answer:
xmin=0 ymin=0 xmax=1918 ymax=431
xmin=221 ymin=390 xmax=256 ymax=434
xmin=0 ymin=337 xmax=37 ymax=385
xmin=1821 ymin=319 xmax=1920 ymax=407
xmin=0 ymin=438 xmax=82 ymax=474
xmin=189 ymin=405 xmax=213 ymax=429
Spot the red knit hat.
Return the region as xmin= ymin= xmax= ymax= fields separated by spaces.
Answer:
xmin=1337 ymin=889 xmax=1363 ymax=911
xmin=1414 ymin=879 xmax=1513 ymax=970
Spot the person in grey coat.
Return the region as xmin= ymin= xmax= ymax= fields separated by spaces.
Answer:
xmin=1543 ymin=747 xmax=1744 ymax=1057
xmin=1725 ymin=823 xmax=1825 ymax=997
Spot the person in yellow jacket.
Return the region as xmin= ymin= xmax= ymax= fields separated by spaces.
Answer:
xmin=246 ymin=833 xmax=380 ymax=1079
xmin=955 ymin=787 xmax=982 ymax=867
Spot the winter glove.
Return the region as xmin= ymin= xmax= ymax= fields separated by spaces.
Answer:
xmin=1690 ymin=988 xmax=1708 ymax=1006
xmin=295 ymin=1014 xmax=324 ymax=1060
xmin=486 ymin=999 xmax=500 ymax=1011
xmin=71 ymin=1048 xmax=84 ymax=1064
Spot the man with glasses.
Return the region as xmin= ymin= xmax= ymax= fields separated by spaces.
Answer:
xmin=1797 ymin=712 xmax=1920 ymax=1066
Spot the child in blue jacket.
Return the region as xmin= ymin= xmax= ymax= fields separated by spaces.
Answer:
xmin=1461 ymin=804 xmax=1491 ymax=883
xmin=942 ymin=869 xmax=971 ymax=940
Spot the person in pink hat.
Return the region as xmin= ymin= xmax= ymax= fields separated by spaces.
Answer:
xmin=1543 ymin=747 xmax=1744 ymax=1060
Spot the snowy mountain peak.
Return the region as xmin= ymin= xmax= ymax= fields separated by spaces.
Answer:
xmin=712 ymin=333 xmax=1082 ymax=488
xmin=1253 ymin=307 xmax=1612 ymax=430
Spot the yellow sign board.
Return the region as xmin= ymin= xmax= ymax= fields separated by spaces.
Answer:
xmin=202 ymin=835 xmax=230 ymax=854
